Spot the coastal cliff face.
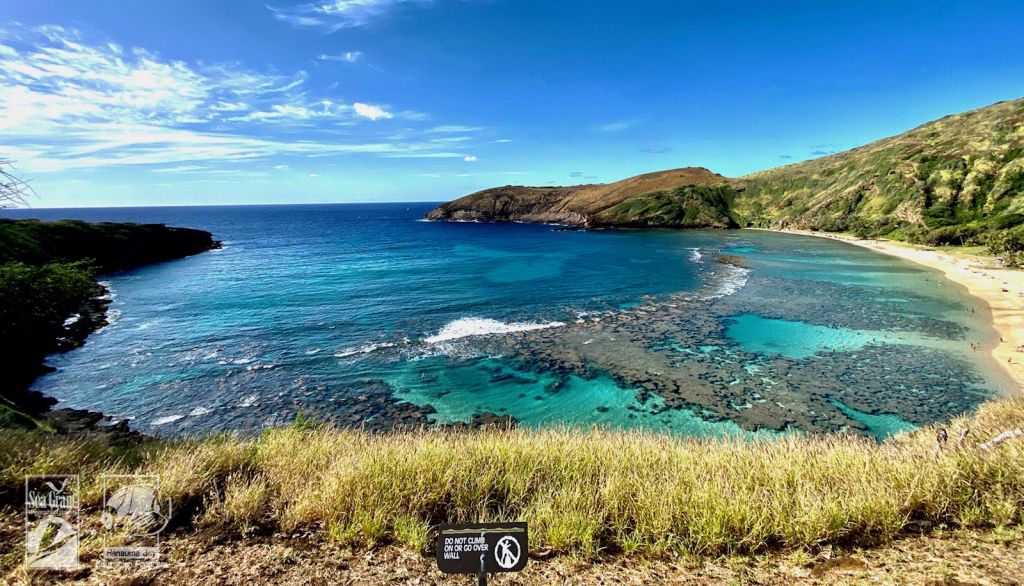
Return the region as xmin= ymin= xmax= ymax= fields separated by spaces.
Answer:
xmin=427 ymin=98 xmax=1024 ymax=243
xmin=0 ymin=219 xmax=219 ymax=432
xmin=425 ymin=167 xmax=738 ymax=228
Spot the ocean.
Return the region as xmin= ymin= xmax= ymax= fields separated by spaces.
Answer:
xmin=7 ymin=203 xmax=1013 ymax=438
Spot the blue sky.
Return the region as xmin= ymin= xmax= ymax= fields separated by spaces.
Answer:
xmin=2 ymin=0 xmax=1023 ymax=207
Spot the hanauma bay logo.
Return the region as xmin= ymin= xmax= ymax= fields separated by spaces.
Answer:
xmin=24 ymin=475 xmax=80 ymax=570
xmin=99 ymin=474 xmax=171 ymax=568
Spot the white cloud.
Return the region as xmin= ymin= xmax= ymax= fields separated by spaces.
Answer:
xmin=234 ymin=100 xmax=353 ymax=123
xmin=353 ymin=102 xmax=393 ymax=121
xmin=269 ymin=0 xmax=427 ymax=32
xmin=308 ymin=172 xmax=319 ymax=177
xmin=463 ymin=155 xmax=477 ymax=162
xmin=273 ymin=164 xmax=289 ymax=170
xmin=0 ymin=25 xmax=474 ymax=175
xmin=318 ymin=51 xmax=363 ymax=63
xmin=0 ymin=26 xmax=309 ymax=133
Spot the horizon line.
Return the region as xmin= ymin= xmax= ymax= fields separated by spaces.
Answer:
xmin=2 ymin=200 xmax=449 ymax=211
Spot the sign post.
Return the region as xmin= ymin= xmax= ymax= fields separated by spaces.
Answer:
xmin=436 ymin=522 xmax=528 ymax=585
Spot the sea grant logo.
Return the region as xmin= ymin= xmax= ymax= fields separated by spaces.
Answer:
xmin=99 ymin=474 xmax=171 ymax=568
xmin=24 ymin=475 xmax=80 ymax=570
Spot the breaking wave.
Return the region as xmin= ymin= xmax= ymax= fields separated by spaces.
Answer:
xmin=424 ymin=317 xmax=566 ymax=344
xmin=702 ymin=265 xmax=750 ymax=300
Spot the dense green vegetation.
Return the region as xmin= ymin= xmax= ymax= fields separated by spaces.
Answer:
xmin=735 ymin=98 xmax=1024 ymax=246
xmin=595 ymin=184 xmax=740 ymax=228
xmin=985 ymin=231 xmax=1024 ymax=267
xmin=0 ymin=259 xmax=100 ymax=428
xmin=0 ymin=218 xmax=216 ymax=270
xmin=0 ymin=218 xmax=217 ymax=428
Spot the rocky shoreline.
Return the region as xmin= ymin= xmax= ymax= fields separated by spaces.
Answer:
xmin=0 ymin=219 xmax=223 ymax=441
xmin=9 ymin=281 xmax=148 ymax=442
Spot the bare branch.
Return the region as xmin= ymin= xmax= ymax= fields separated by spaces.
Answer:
xmin=0 ymin=159 xmax=35 ymax=208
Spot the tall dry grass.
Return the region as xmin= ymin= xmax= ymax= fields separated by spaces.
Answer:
xmin=2 ymin=398 xmax=1023 ymax=557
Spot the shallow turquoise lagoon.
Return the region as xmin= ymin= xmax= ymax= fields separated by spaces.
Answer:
xmin=7 ymin=205 xmax=1011 ymax=437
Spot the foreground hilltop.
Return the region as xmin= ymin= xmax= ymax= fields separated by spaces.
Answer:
xmin=428 ymin=98 xmax=1024 ymax=243
xmin=3 ymin=397 xmax=1024 ymax=582
xmin=425 ymin=166 xmax=740 ymax=228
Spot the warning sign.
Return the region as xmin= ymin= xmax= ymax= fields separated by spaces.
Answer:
xmin=436 ymin=522 xmax=528 ymax=574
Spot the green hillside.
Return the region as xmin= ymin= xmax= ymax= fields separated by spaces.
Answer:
xmin=735 ymin=98 xmax=1024 ymax=245
xmin=593 ymin=184 xmax=739 ymax=228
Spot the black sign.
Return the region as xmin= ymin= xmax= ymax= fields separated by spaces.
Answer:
xmin=436 ymin=522 xmax=528 ymax=574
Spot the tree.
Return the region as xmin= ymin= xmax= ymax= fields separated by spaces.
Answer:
xmin=985 ymin=231 xmax=1024 ymax=268
xmin=0 ymin=159 xmax=33 ymax=208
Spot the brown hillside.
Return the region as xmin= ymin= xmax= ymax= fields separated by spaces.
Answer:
xmin=425 ymin=167 xmax=729 ymax=226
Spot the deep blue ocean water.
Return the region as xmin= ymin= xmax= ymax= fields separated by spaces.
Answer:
xmin=6 ymin=203 xmax=1012 ymax=438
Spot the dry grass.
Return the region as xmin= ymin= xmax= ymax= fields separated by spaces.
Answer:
xmin=2 ymin=398 xmax=1024 ymax=560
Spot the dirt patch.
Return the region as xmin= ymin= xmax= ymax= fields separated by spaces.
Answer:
xmin=5 ymin=523 xmax=1022 ymax=585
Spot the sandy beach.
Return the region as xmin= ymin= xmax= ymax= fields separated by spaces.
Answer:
xmin=768 ymin=229 xmax=1024 ymax=393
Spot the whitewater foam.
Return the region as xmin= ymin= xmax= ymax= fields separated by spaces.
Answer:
xmin=701 ymin=265 xmax=751 ymax=300
xmin=334 ymin=341 xmax=398 ymax=358
xmin=424 ymin=317 xmax=566 ymax=344
xmin=152 ymin=414 xmax=184 ymax=426
xmin=97 ymin=281 xmax=117 ymax=301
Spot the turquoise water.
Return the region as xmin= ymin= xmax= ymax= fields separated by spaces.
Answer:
xmin=723 ymin=314 xmax=968 ymax=359
xmin=725 ymin=314 xmax=881 ymax=359
xmin=7 ymin=205 xmax=1011 ymax=438
xmin=388 ymin=357 xmax=759 ymax=437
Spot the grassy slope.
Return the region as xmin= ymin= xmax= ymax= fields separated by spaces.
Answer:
xmin=594 ymin=184 xmax=740 ymax=228
xmin=735 ymin=98 xmax=1024 ymax=244
xmin=3 ymin=397 xmax=1023 ymax=572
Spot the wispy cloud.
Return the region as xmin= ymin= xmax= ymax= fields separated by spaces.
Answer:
xmin=317 ymin=51 xmax=363 ymax=63
xmin=0 ymin=25 xmax=476 ymax=175
xmin=268 ymin=0 xmax=428 ymax=32
xmin=463 ymin=155 xmax=477 ymax=162
xmin=595 ymin=119 xmax=639 ymax=132
xmin=429 ymin=125 xmax=484 ymax=133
